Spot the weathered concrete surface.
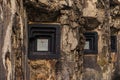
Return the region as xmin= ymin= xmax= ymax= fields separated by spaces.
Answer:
xmin=0 ymin=0 xmax=25 ymax=80
xmin=83 ymin=0 xmax=98 ymax=17
xmin=26 ymin=0 xmax=84 ymax=80
xmin=29 ymin=60 xmax=57 ymax=80
xmin=0 ymin=0 xmax=120 ymax=80
xmin=25 ymin=0 xmax=117 ymax=80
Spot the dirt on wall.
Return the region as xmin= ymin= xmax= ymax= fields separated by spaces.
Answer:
xmin=0 ymin=0 xmax=120 ymax=80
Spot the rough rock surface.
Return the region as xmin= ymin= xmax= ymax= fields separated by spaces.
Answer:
xmin=0 ymin=0 xmax=120 ymax=80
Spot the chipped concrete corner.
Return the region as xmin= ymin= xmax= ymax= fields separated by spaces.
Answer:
xmin=0 ymin=0 xmax=120 ymax=80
